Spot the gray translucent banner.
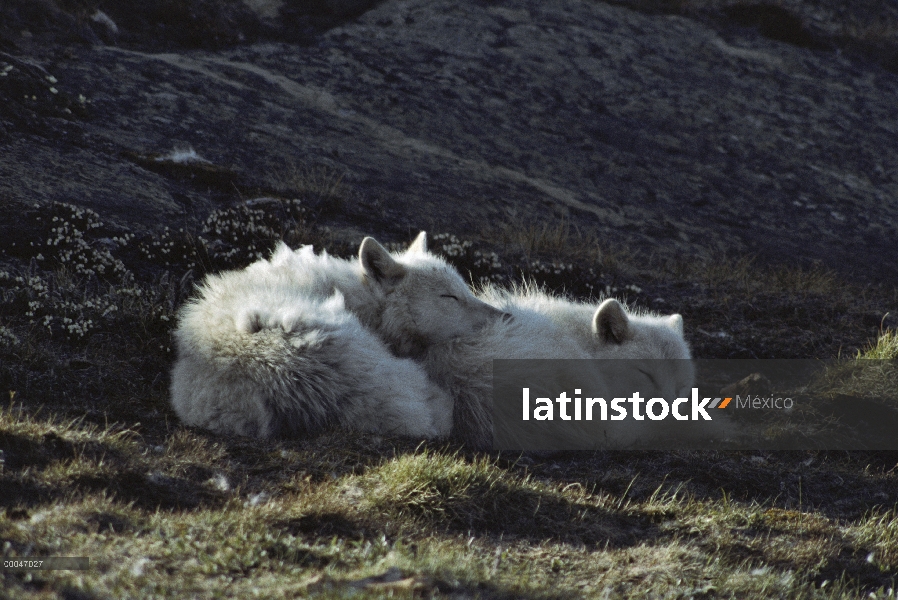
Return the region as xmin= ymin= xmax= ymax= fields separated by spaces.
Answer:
xmin=492 ymin=359 xmax=898 ymax=450
xmin=1 ymin=557 xmax=89 ymax=570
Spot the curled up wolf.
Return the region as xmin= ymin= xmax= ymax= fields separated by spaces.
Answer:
xmin=170 ymin=232 xmax=503 ymax=439
xmin=170 ymin=233 xmax=701 ymax=448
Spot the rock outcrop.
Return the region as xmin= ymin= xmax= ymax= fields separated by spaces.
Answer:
xmin=1 ymin=0 xmax=896 ymax=282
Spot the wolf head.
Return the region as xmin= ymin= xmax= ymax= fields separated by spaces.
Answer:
xmin=580 ymin=298 xmax=694 ymax=399
xmin=588 ymin=299 xmax=689 ymax=359
xmin=486 ymin=286 xmax=694 ymax=398
xmin=359 ymin=232 xmax=506 ymax=356
xmin=482 ymin=286 xmax=690 ymax=359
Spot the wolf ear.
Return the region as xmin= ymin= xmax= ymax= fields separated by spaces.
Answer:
xmin=407 ymin=231 xmax=428 ymax=254
xmin=592 ymin=299 xmax=630 ymax=344
xmin=668 ymin=314 xmax=684 ymax=334
xmin=360 ymin=237 xmax=406 ymax=283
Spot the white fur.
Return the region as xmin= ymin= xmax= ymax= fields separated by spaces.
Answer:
xmin=482 ymin=284 xmax=692 ymax=362
xmin=420 ymin=296 xmax=588 ymax=448
xmin=424 ymin=284 xmax=702 ymax=449
xmin=170 ymin=233 xmax=502 ymax=439
xmin=252 ymin=233 xmax=504 ymax=356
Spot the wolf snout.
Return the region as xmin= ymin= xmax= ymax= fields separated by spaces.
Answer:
xmin=470 ymin=303 xmax=508 ymax=329
xmin=483 ymin=303 xmax=507 ymax=319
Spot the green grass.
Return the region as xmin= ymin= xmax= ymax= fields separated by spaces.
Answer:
xmin=2 ymin=409 xmax=897 ymax=598
xmin=804 ymin=329 xmax=898 ymax=403
xmin=860 ymin=329 xmax=898 ymax=361
xmin=1 ymin=198 xmax=896 ymax=598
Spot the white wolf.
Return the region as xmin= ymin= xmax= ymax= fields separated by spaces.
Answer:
xmin=170 ymin=233 xmax=503 ymax=439
xmin=490 ymin=287 xmax=710 ymax=450
xmin=498 ymin=286 xmax=692 ymax=365
xmin=421 ymin=284 xmax=696 ymax=449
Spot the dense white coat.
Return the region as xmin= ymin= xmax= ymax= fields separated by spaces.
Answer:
xmin=170 ymin=233 xmax=503 ymax=439
xmin=424 ymin=285 xmax=699 ymax=449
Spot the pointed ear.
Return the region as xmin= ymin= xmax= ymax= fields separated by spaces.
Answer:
xmin=407 ymin=231 xmax=428 ymax=254
xmin=360 ymin=237 xmax=406 ymax=283
xmin=592 ymin=299 xmax=630 ymax=344
xmin=668 ymin=314 xmax=684 ymax=334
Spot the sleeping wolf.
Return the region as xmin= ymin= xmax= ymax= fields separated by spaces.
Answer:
xmin=170 ymin=233 xmax=503 ymax=439
xmin=423 ymin=284 xmax=695 ymax=449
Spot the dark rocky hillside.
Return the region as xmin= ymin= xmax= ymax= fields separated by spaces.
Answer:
xmin=2 ymin=0 xmax=897 ymax=280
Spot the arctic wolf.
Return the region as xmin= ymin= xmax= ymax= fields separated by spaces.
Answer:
xmin=240 ymin=232 xmax=503 ymax=356
xmin=498 ymin=286 xmax=692 ymax=364
xmin=423 ymin=284 xmax=696 ymax=449
xmin=493 ymin=287 xmax=695 ymax=401
xmin=170 ymin=233 xmax=503 ymax=439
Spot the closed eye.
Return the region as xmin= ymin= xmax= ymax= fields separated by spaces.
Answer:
xmin=637 ymin=368 xmax=658 ymax=387
xmin=441 ymin=294 xmax=459 ymax=301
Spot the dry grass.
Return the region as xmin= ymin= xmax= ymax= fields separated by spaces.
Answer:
xmin=3 ymin=407 xmax=897 ymax=598
xmin=264 ymin=161 xmax=353 ymax=220
xmin=1 ymin=198 xmax=896 ymax=598
xmin=486 ymin=216 xmax=579 ymax=260
xmin=482 ymin=216 xmax=626 ymax=272
xmin=860 ymin=328 xmax=898 ymax=361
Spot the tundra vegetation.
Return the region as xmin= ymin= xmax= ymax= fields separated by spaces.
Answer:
xmin=1 ymin=191 xmax=896 ymax=598
xmin=1 ymin=0 xmax=897 ymax=597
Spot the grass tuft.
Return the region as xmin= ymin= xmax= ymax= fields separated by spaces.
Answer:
xmin=1 ymin=195 xmax=896 ymax=597
xmin=859 ymin=328 xmax=898 ymax=360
